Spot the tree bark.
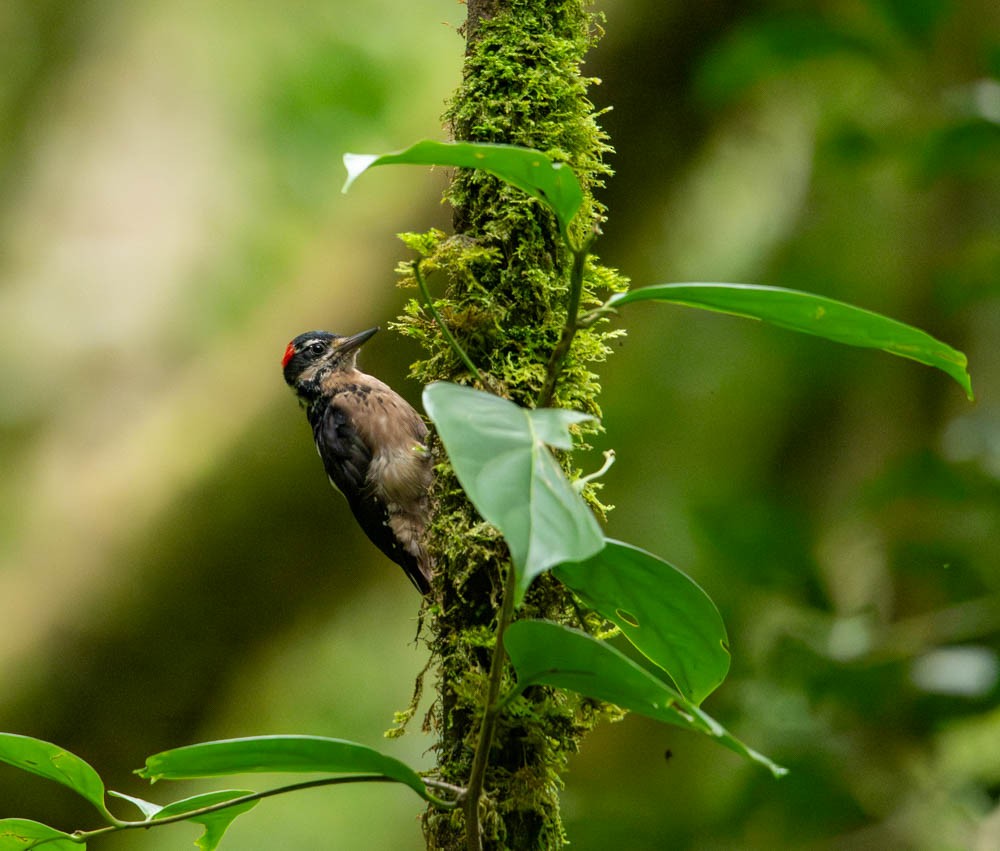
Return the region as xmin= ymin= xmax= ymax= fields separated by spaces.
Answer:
xmin=395 ymin=2 xmax=624 ymax=849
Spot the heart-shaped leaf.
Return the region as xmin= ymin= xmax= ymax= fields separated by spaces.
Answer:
xmin=555 ymin=540 xmax=730 ymax=704
xmin=423 ymin=382 xmax=605 ymax=604
xmin=610 ymin=283 xmax=973 ymax=400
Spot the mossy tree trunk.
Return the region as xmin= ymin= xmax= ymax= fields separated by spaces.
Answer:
xmin=395 ymin=1 xmax=624 ymax=848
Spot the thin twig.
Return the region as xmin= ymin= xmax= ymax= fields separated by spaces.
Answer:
xmin=577 ymin=297 xmax=618 ymax=328
xmin=423 ymin=777 xmax=469 ymax=799
xmin=70 ymin=775 xmax=459 ymax=845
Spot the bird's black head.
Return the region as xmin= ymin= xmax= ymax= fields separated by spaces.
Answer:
xmin=282 ymin=327 xmax=379 ymax=398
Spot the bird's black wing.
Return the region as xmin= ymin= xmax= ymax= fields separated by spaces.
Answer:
xmin=309 ymin=401 xmax=372 ymax=501
xmin=310 ymin=401 xmax=428 ymax=591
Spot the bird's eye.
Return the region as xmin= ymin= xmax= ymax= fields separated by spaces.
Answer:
xmin=308 ymin=342 xmax=326 ymax=355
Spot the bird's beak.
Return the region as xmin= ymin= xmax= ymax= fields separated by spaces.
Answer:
xmin=336 ymin=326 xmax=379 ymax=354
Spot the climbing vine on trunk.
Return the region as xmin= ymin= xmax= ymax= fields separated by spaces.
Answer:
xmin=394 ymin=5 xmax=626 ymax=846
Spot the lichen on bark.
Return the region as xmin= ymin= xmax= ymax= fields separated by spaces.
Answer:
xmin=391 ymin=1 xmax=627 ymax=848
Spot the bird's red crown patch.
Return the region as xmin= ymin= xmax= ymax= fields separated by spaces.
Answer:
xmin=281 ymin=341 xmax=296 ymax=368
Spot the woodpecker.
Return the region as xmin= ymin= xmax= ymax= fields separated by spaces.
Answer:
xmin=282 ymin=327 xmax=433 ymax=593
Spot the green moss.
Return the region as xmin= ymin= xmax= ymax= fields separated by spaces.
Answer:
xmin=393 ymin=1 xmax=629 ymax=848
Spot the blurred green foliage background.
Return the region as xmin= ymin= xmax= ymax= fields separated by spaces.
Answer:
xmin=1 ymin=1 xmax=998 ymax=848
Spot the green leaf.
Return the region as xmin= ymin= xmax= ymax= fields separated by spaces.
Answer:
xmin=108 ymin=789 xmax=162 ymax=819
xmin=0 ymin=733 xmax=112 ymax=821
xmin=504 ymin=620 xmax=787 ymax=777
xmin=154 ymin=790 xmax=258 ymax=851
xmin=554 ymin=540 xmax=730 ymax=704
xmin=423 ymin=382 xmax=605 ymax=604
xmin=0 ymin=819 xmax=80 ymax=850
xmin=138 ymin=736 xmax=428 ymax=801
xmin=610 ymin=283 xmax=973 ymax=399
xmin=343 ymin=140 xmax=584 ymax=236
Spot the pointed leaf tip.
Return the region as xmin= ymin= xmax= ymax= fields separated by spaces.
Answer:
xmin=341 ymin=153 xmax=379 ymax=193
xmin=611 ymin=283 xmax=973 ymax=400
xmin=0 ymin=733 xmax=111 ymax=821
xmin=340 ymin=140 xmax=584 ymax=235
xmin=505 ymin=621 xmax=786 ymax=777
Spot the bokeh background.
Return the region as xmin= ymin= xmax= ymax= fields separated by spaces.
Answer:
xmin=2 ymin=1 xmax=999 ymax=848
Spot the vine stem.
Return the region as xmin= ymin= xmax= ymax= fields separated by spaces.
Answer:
xmin=413 ymin=259 xmax=483 ymax=384
xmin=69 ymin=776 xmax=458 ymax=845
xmin=464 ymin=562 xmax=519 ymax=851
xmin=457 ymin=222 xmax=595 ymax=847
xmin=536 ymin=237 xmax=592 ymax=408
